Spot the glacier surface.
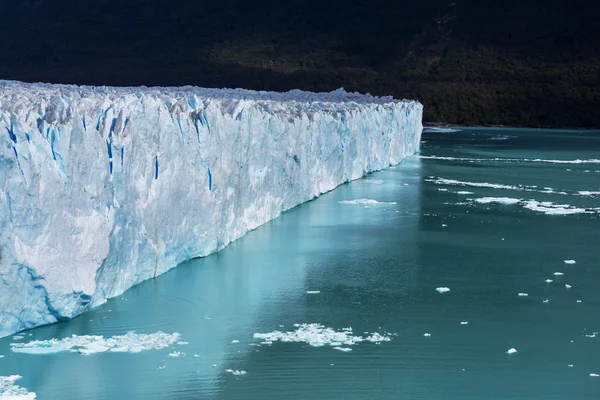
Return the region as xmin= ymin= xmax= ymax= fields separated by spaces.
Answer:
xmin=0 ymin=80 xmax=422 ymax=338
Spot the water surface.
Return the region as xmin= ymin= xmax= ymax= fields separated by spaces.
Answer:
xmin=1 ymin=127 xmax=599 ymax=399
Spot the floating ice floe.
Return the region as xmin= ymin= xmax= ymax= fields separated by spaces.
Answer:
xmin=423 ymin=127 xmax=462 ymax=133
xmin=428 ymin=177 xmax=600 ymax=204
xmin=363 ymin=179 xmax=384 ymax=185
xmin=565 ymin=284 xmax=572 ymax=289
xmin=0 ymin=375 xmax=36 ymax=399
xmin=10 ymin=331 xmax=181 ymax=355
xmin=522 ymin=200 xmax=588 ymax=215
xmin=553 ymin=272 xmax=564 ymax=276
xmin=423 ymin=333 xmax=432 ymax=337
xmin=435 ymin=287 xmax=450 ymax=294
xmin=338 ymin=199 xmax=397 ymax=205
xmin=518 ymin=293 xmax=528 ymax=297
xmin=506 ymin=348 xmax=518 ymax=354
xmin=591 ymin=373 xmax=599 ymax=377
xmin=419 ymin=155 xmax=600 ymax=165
xmin=332 ymin=347 xmax=352 ymax=352
xmin=474 ymin=197 xmax=522 ymax=205
xmin=231 ymin=340 xmax=239 ymax=344
xmin=438 ymin=188 xmax=449 ymax=192
xmin=564 ymin=260 xmax=576 ymax=264
xmin=469 ymin=197 xmax=593 ymax=215
xmin=253 ymin=323 xmax=393 ymax=349
xmin=12 ymin=335 xmax=25 ymax=341
xmin=441 ymin=224 xmax=448 ymax=227
xmin=168 ymin=351 xmax=184 ymax=357
xmin=427 ymin=177 xmax=533 ymax=191
xmin=489 ymin=135 xmax=515 ymax=141
xmin=225 ymin=370 xmax=247 ymax=376
xmin=543 ymin=299 xmax=549 ymax=303
xmin=545 ymin=279 xmax=553 ymax=283
xmin=577 ymin=300 xmax=582 ymax=303
xmin=460 ymin=321 xmax=468 ymax=325
xmin=306 ymin=291 xmax=321 ymax=294
xmin=578 ymin=191 xmax=600 ymax=196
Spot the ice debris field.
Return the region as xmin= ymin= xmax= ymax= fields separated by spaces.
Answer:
xmin=426 ymin=177 xmax=600 ymax=215
xmin=253 ymin=323 xmax=394 ymax=350
xmin=0 ymin=375 xmax=37 ymax=399
xmin=9 ymin=331 xmax=181 ymax=355
xmin=0 ymin=80 xmax=423 ymax=338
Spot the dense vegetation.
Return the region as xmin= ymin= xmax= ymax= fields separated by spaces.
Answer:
xmin=0 ymin=0 xmax=598 ymax=128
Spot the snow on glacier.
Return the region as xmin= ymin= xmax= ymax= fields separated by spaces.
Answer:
xmin=0 ymin=80 xmax=422 ymax=338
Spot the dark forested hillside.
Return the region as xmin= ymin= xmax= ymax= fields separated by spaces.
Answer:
xmin=0 ymin=0 xmax=598 ymax=127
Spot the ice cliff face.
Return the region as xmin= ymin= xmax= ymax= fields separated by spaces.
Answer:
xmin=0 ymin=81 xmax=422 ymax=338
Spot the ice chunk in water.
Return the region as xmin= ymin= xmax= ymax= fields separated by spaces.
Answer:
xmin=338 ymin=199 xmax=397 ymax=205
xmin=332 ymin=347 xmax=352 ymax=352
xmin=0 ymin=375 xmax=36 ymax=399
xmin=507 ymin=348 xmax=517 ymax=354
xmin=253 ymin=323 xmax=393 ymax=349
xmin=435 ymin=287 xmax=450 ymax=294
xmin=475 ymin=197 xmax=522 ymax=205
xmin=10 ymin=332 xmax=180 ymax=355
xmin=225 ymin=369 xmax=247 ymax=375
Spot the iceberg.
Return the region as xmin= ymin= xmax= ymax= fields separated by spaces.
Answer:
xmin=0 ymin=80 xmax=422 ymax=338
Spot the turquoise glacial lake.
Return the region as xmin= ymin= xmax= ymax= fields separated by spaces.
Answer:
xmin=1 ymin=127 xmax=599 ymax=399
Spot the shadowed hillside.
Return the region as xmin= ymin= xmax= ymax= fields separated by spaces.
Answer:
xmin=0 ymin=0 xmax=598 ymax=127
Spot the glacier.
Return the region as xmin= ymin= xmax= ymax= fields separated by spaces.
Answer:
xmin=0 ymin=80 xmax=422 ymax=338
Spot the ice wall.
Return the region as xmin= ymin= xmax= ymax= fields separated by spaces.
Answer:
xmin=0 ymin=81 xmax=422 ymax=337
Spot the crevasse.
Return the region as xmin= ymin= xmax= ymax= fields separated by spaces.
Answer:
xmin=0 ymin=81 xmax=422 ymax=338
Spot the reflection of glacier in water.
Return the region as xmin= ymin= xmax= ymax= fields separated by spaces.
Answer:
xmin=215 ymin=158 xmax=424 ymax=399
